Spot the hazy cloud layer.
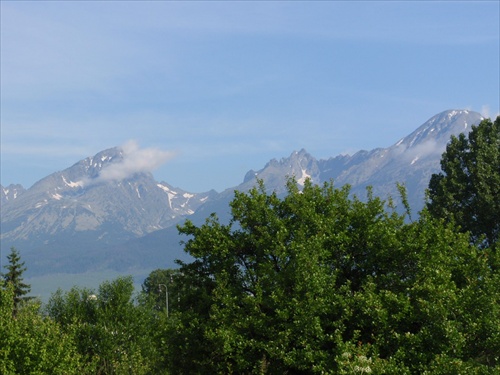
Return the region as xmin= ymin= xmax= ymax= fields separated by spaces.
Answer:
xmin=402 ymin=139 xmax=442 ymax=163
xmin=96 ymin=141 xmax=176 ymax=183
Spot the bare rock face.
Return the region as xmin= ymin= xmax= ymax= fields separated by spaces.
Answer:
xmin=0 ymin=110 xmax=484 ymax=277
xmin=1 ymin=146 xmax=215 ymax=269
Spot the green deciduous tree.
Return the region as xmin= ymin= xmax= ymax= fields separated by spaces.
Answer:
xmin=142 ymin=268 xmax=182 ymax=313
xmin=0 ymin=282 xmax=83 ymax=374
xmin=166 ymin=179 xmax=500 ymax=373
xmin=427 ymin=116 xmax=500 ymax=248
xmin=45 ymin=276 xmax=163 ymax=374
xmin=1 ymin=247 xmax=31 ymax=315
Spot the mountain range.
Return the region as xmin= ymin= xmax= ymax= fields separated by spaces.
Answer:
xmin=0 ymin=109 xmax=485 ymax=297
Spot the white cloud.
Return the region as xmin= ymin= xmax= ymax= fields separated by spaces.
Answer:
xmin=95 ymin=140 xmax=176 ymax=183
xmin=481 ymin=105 xmax=491 ymax=119
xmin=402 ymin=139 xmax=443 ymax=164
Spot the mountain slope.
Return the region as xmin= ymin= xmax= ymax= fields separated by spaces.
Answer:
xmin=319 ymin=109 xmax=484 ymax=210
xmin=0 ymin=109 xmax=484 ymax=281
xmin=0 ymin=146 xmax=216 ymax=274
xmin=118 ymin=109 xmax=484 ymax=276
xmin=227 ymin=109 xmax=482 ymax=213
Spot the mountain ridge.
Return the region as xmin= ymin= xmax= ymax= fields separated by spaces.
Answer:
xmin=0 ymin=109 xmax=485 ymax=287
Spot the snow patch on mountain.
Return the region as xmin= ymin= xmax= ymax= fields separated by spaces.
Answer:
xmin=157 ymin=183 xmax=171 ymax=193
xmin=297 ymin=169 xmax=312 ymax=186
xmin=35 ymin=200 xmax=49 ymax=208
xmin=1 ymin=184 xmax=26 ymax=204
xmin=62 ymin=176 xmax=84 ymax=188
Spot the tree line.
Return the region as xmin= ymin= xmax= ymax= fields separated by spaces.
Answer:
xmin=1 ymin=117 xmax=499 ymax=374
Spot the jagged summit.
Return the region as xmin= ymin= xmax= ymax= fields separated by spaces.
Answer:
xmin=71 ymin=146 xmax=124 ymax=179
xmin=1 ymin=184 xmax=26 ymax=205
xmin=25 ymin=146 xmax=125 ymax=194
xmin=0 ymin=145 xmax=214 ymax=260
xmin=394 ymin=109 xmax=483 ymax=150
xmin=241 ymin=149 xmax=319 ymax=191
xmin=244 ymin=109 xmax=484 ymax=208
xmin=0 ymin=109 xmax=487 ymax=280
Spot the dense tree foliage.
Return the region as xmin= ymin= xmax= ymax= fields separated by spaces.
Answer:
xmin=0 ymin=282 xmax=83 ymax=374
xmin=1 ymin=247 xmax=31 ymax=315
xmin=45 ymin=276 xmax=166 ymax=374
xmin=1 ymin=138 xmax=499 ymax=374
xmin=142 ymin=268 xmax=182 ymax=314
xmin=427 ymin=116 xmax=500 ymax=248
xmin=168 ymin=179 xmax=499 ymax=373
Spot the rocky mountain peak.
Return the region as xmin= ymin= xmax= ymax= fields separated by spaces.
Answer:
xmin=1 ymin=184 xmax=26 ymax=205
xmin=62 ymin=147 xmax=125 ymax=184
xmin=394 ymin=109 xmax=483 ymax=150
xmin=0 ymin=109 xmax=489 ymax=281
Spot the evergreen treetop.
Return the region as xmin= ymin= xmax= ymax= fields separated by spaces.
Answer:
xmin=2 ymin=246 xmax=31 ymax=313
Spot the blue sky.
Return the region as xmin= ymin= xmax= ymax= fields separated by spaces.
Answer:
xmin=1 ymin=1 xmax=499 ymax=193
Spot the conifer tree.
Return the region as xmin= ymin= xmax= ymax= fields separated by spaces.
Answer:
xmin=2 ymin=247 xmax=31 ymax=313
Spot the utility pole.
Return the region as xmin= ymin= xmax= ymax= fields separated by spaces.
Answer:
xmin=158 ymin=283 xmax=169 ymax=317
